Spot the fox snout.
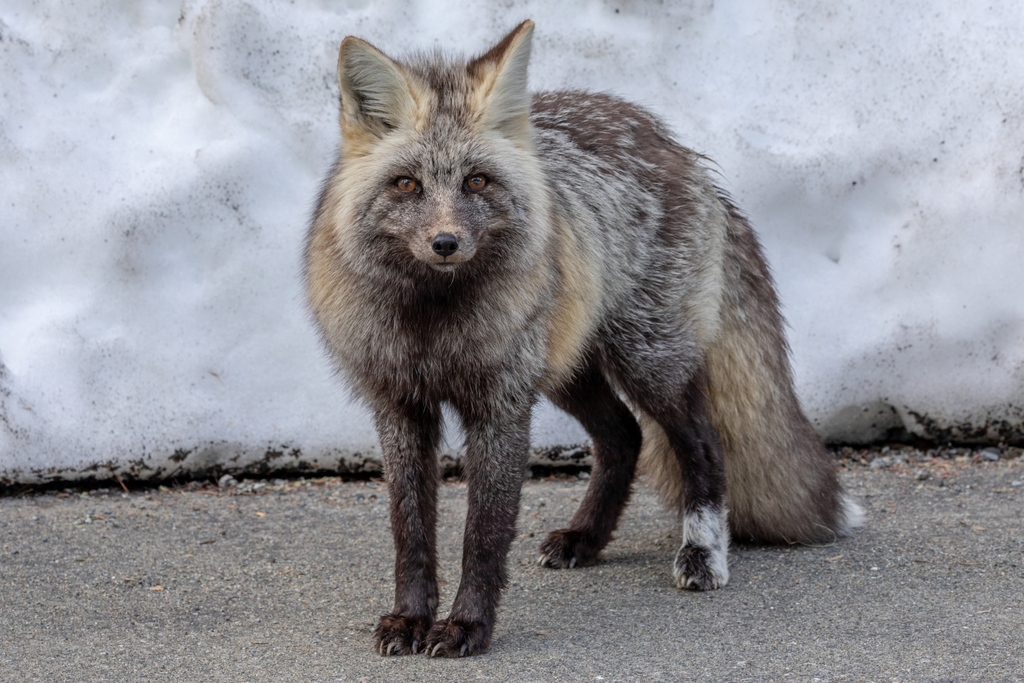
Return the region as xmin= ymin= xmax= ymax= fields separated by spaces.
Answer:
xmin=431 ymin=232 xmax=460 ymax=258
xmin=412 ymin=228 xmax=476 ymax=269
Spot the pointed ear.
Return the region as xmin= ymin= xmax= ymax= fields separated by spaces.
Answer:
xmin=337 ymin=37 xmax=419 ymax=142
xmin=468 ymin=20 xmax=535 ymax=141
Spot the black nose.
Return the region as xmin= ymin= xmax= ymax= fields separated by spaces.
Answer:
xmin=431 ymin=233 xmax=460 ymax=257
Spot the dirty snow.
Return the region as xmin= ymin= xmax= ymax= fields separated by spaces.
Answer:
xmin=1 ymin=0 xmax=1022 ymax=482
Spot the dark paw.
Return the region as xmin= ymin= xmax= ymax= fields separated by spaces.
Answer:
xmin=673 ymin=543 xmax=729 ymax=590
xmin=374 ymin=613 xmax=434 ymax=656
xmin=538 ymin=528 xmax=600 ymax=568
xmin=421 ymin=618 xmax=491 ymax=657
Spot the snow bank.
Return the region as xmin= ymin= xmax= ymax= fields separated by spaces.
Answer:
xmin=2 ymin=0 xmax=1022 ymax=484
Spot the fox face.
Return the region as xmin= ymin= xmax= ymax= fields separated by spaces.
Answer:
xmin=326 ymin=23 xmax=553 ymax=279
xmin=352 ymin=137 xmax=528 ymax=272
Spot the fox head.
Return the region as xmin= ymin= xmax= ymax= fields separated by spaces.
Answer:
xmin=323 ymin=21 xmax=552 ymax=278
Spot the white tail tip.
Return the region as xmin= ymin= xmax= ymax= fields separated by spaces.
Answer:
xmin=839 ymin=494 xmax=866 ymax=534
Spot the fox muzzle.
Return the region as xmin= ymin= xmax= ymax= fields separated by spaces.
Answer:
xmin=431 ymin=232 xmax=460 ymax=257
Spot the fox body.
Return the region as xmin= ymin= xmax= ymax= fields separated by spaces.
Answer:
xmin=306 ymin=20 xmax=862 ymax=657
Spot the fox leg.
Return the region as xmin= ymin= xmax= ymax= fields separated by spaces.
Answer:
xmin=643 ymin=368 xmax=730 ymax=590
xmin=372 ymin=401 xmax=442 ymax=656
xmin=608 ymin=341 xmax=730 ymax=591
xmin=422 ymin=397 xmax=533 ymax=657
xmin=538 ymin=362 xmax=642 ymax=568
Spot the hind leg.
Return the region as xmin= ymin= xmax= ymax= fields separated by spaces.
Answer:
xmin=626 ymin=367 xmax=731 ymax=590
xmin=538 ymin=362 xmax=642 ymax=568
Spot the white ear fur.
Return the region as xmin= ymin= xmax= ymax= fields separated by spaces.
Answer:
xmin=471 ymin=20 xmax=535 ymax=139
xmin=337 ymin=37 xmax=417 ymax=138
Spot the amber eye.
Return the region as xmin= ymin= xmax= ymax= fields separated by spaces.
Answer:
xmin=395 ymin=177 xmax=419 ymax=193
xmin=464 ymin=174 xmax=488 ymax=193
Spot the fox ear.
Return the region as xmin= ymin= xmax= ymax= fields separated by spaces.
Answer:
xmin=337 ymin=37 xmax=419 ymax=142
xmin=468 ymin=20 xmax=535 ymax=141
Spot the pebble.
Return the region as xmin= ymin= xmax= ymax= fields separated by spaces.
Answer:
xmin=218 ymin=474 xmax=238 ymax=489
xmin=913 ymin=469 xmax=931 ymax=481
xmin=1011 ymin=480 xmax=1022 ymax=487
xmin=980 ymin=449 xmax=1000 ymax=462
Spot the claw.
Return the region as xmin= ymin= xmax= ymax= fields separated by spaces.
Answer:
xmin=386 ymin=641 xmax=396 ymax=656
xmin=430 ymin=642 xmax=444 ymax=658
xmin=569 ymin=556 xmax=577 ymax=568
xmin=537 ymin=554 xmax=547 ymax=566
xmin=410 ymin=639 xmax=419 ymax=655
xmin=459 ymin=643 xmax=468 ymax=657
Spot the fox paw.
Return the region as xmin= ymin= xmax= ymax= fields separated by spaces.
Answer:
xmin=537 ymin=528 xmax=600 ymax=568
xmin=673 ymin=544 xmax=729 ymax=590
xmin=422 ymin=618 xmax=491 ymax=657
xmin=673 ymin=505 xmax=730 ymax=590
xmin=374 ymin=613 xmax=433 ymax=656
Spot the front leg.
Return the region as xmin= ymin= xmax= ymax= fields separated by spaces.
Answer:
xmin=423 ymin=399 xmax=533 ymax=657
xmin=372 ymin=402 xmax=442 ymax=656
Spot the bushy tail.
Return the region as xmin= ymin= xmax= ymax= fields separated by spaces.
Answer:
xmin=640 ymin=206 xmax=863 ymax=544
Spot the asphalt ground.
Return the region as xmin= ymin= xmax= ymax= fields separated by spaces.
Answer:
xmin=1 ymin=448 xmax=1022 ymax=682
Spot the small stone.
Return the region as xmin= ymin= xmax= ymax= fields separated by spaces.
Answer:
xmin=914 ymin=468 xmax=931 ymax=481
xmin=870 ymin=456 xmax=892 ymax=470
xmin=578 ymin=471 xmax=590 ymax=480
xmin=218 ymin=474 xmax=237 ymax=489
xmin=1011 ymin=480 xmax=1022 ymax=487
xmin=980 ymin=449 xmax=999 ymax=462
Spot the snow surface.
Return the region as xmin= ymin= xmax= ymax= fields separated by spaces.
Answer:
xmin=2 ymin=0 xmax=1023 ymax=483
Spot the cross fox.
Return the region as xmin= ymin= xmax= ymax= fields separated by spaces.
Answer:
xmin=306 ymin=20 xmax=863 ymax=657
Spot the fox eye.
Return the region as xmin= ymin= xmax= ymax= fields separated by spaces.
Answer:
xmin=395 ymin=177 xmax=419 ymax=193
xmin=464 ymin=174 xmax=488 ymax=193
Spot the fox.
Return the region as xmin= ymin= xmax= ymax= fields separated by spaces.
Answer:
xmin=305 ymin=20 xmax=863 ymax=658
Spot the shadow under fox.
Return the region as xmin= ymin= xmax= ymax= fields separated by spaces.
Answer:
xmin=305 ymin=20 xmax=863 ymax=658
